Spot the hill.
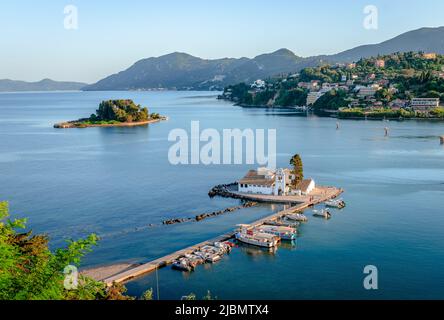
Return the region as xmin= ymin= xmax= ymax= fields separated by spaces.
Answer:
xmin=84 ymin=27 xmax=444 ymax=91
xmin=0 ymin=79 xmax=88 ymax=92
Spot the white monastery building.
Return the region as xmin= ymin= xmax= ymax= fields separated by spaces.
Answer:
xmin=238 ymin=167 xmax=316 ymax=196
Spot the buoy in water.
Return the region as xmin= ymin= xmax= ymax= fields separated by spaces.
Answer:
xmin=440 ymin=136 xmax=444 ymax=145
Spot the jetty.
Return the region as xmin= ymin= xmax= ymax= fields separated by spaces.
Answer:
xmin=84 ymin=186 xmax=343 ymax=286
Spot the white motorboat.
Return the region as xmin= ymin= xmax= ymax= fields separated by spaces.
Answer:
xmin=285 ymin=213 xmax=308 ymax=222
xmin=205 ymin=253 xmax=221 ymax=263
xmin=184 ymin=254 xmax=205 ymax=265
xmin=265 ymin=219 xmax=300 ymax=228
xmin=256 ymin=225 xmax=297 ymax=241
xmin=172 ymin=258 xmax=193 ymax=272
xmin=313 ymin=209 xmax=332 ymax=219
xmin=235 ymin=225 xmax=280 ymax=248
xmin=214 ymin=242 xmax=231 ymax=254
xmin=325 ymin=199 xmax=346 ymax=209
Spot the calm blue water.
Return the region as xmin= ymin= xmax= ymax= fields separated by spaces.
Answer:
xmin=1 ymin=91 xmax=443 ymax=300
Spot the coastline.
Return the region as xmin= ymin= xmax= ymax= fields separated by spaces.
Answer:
xmin=227 ymin=100 xmax=444 ymax=121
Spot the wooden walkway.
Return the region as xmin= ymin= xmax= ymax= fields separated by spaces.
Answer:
xmin=100 ymin=186 xmax=343 ymax=286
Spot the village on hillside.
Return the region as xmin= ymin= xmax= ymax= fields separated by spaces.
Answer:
xmin=220 ymin=52 xmax=444 ymax=119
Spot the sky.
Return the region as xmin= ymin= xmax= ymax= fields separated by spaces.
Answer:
xmin=1 ymin=0 xmax=444 ymax=83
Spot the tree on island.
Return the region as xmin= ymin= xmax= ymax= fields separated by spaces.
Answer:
xmin=290 ymin=154 xmax=304 ymax=187
xmin=90 ymin=99 xmax=149 ymax=123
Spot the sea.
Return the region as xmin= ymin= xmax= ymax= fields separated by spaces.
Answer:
xmin=0 ymin=90 xmax=443 ymax=299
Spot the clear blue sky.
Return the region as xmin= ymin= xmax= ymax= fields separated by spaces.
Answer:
xmin=1 ymin=0 xmax=444 ymax=83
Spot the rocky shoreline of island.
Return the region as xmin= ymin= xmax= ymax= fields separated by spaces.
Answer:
xmin=54 ymin=99 xmax=167 ymax=128
xmin=54 ymin=117 xmax=166 ymax=128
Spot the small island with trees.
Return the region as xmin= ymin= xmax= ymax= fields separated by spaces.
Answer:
xmin=54 ymin=99 xmax=167 ymax=128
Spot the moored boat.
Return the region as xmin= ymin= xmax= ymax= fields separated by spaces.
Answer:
xmin=214 ymin=241 xmax=232 ymax=254
xmin=256 ymin=225 xmax=297 ymax=241
xmin=264 ymin=219 xmax=300 ymax=228
xmin=184 ymin=253 xmax=205 ymax=265
xmin=235 ymin=225 xmax=280 ymax=248
xmin=205 ymin=253 xmax=221 ymax=263
xmin=325 ymin=199 xmax=346 ymax=209
xmin=285 ymin=213 xmax=308 ymax=222
xmin=313 ymin=209 xmax=332 ymax=219
xmin=172 ymin=258 xmax=194 ymax=272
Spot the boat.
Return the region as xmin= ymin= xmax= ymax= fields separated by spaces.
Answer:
xmin=313 ymin=209 xmax=332 ymax=219
xmin=201 ymin=245 xmax=224 ymax=255
xmin=285 ymin=213 xmax=308 ymax=222
xmin=235 ymin=225 xmax=280 ymax=248
xmin=325 ymin=199 xmax=346 ymax=209
xmin=172 ymin=258 xmax=194 ymax=272
xmin=197 ymin=245 xmax=224 ymax=263
xmin=184 ymin=253 xmax=205 ymax=265
xmin=256 ymin=225 xmax=297 ymax=241
xmin=214 ymin=242 xmax=232 ymax=254
xmin=205 ymin=253 xmax=221 ymax=263
xmin=264 ymin=219 xmax=300 ymax=228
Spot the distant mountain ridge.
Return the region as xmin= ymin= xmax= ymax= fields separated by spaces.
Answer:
xmin=84 ymin=26 xmax=444 ymax=91
xmin=84 ymin=48 xmax=305 ymax=91
xmin=0 ymin=79 xmax=88 ymax=92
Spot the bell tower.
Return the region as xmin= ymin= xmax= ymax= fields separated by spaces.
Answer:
xmin=274 ymin=169 xmax=286 ymax=196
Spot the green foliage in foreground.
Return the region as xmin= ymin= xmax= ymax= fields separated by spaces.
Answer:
xmin=0 ymin=201 xmax=212 ymax=300
xmin=0 ymin=201 xmax=133 ymax=300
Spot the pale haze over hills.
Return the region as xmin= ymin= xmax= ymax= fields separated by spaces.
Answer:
xmin=83 ymin=27 xmax=444 ymax=91
xmin=2 ymin=27 xmax=444 ymax=92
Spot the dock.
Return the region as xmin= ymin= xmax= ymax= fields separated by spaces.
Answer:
xmin=89 ymin=186 xmax=343 ymax=286
xmin=102 ymin=233 xmax=234 ymax=285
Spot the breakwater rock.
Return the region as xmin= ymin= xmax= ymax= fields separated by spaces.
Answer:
xmin=162 ymin=201 xmax=257 ymax=225
xmin=208 ymin=183 xmax=240 ymax=198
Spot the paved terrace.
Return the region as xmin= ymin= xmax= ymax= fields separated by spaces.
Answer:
xmin=229 ymin=186 xmax=340 ymax=204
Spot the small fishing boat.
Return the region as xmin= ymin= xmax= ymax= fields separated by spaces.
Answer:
xmin=172 ymin=258 xmax=193 ymax=272
xmin=184 ymin=254 xmax=205 ymax=265
xmin=201 ymin=245 xmax=224 ymax=256
xmin=264 ymin=219 xmax=300 ymax=228
xmin=285 ymin=213 xmax=308 ymax=222
xmin=235 ymin=225 xmax=280 ymax=248
xmin=214 ymin=242 xmax=231 ymax=254
xmin=205 ymin=253 xmax=221 ymax=263
xmin=313 ymin=209 xmax=332 ymax=219
xmin=193 ymin=251 xmax=207 ymax=260
xmin=325 ymin=199 xmax=346 ymax=209
xmin=193 ymin=249 xmax=221 ymax=264
xmin=256 ymin=225 xmax=297 ymax=241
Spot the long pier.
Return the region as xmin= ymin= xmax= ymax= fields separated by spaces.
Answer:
xmin=96 ymin=186 xmax=343 ymax=286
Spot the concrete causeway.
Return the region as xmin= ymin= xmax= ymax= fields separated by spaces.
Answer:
xmin=84 ymin=186 xmax=343 ymax=286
